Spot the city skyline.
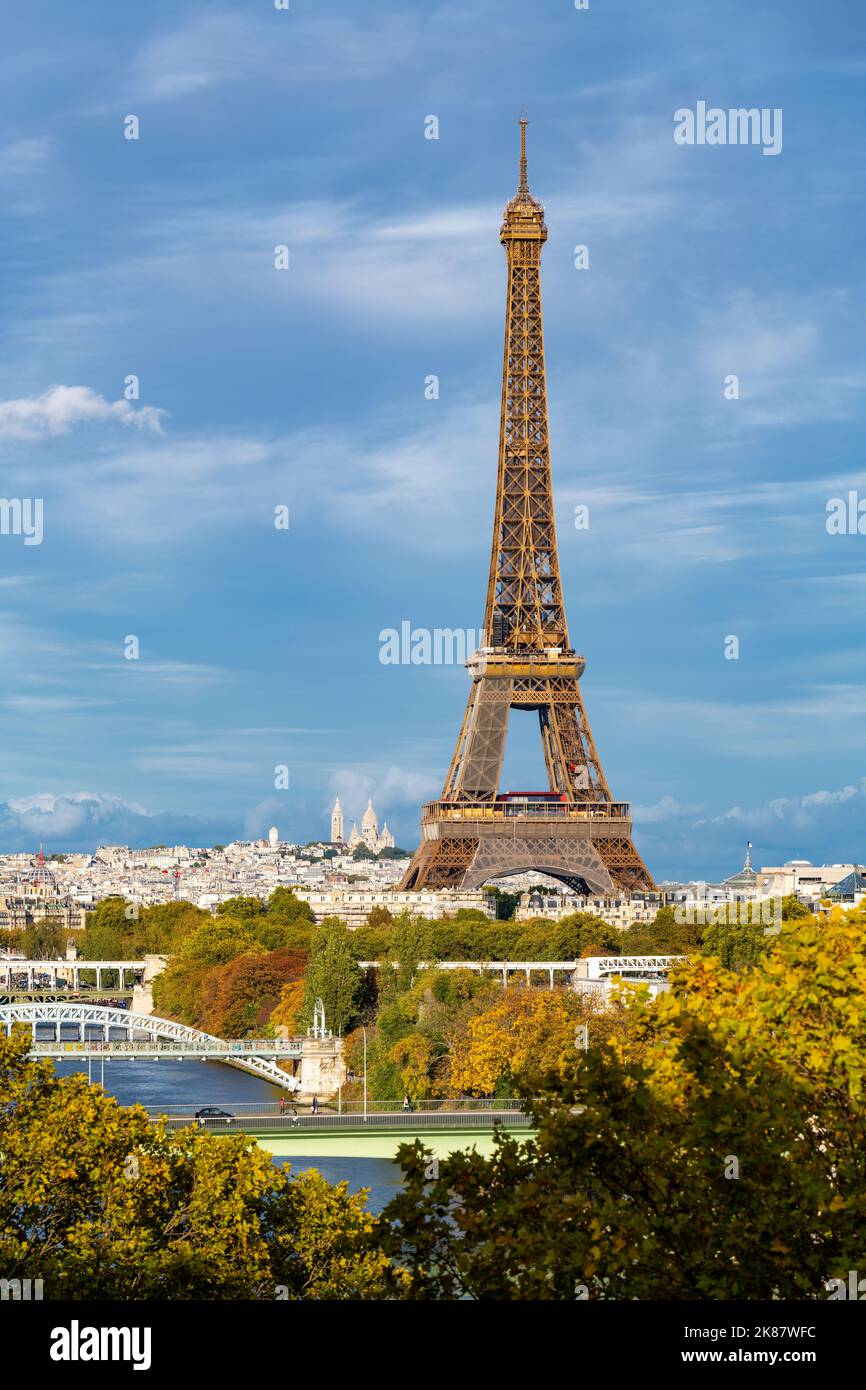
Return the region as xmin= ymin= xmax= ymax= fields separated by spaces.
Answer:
xmin=1 ymin=2 xmax=864 ymax=878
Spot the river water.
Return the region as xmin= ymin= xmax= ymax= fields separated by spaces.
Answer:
xmin=50 ymin=1058 xmax=406 ymax=1214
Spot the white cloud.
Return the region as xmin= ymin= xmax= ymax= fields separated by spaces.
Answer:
xmin=0 ymin=791 xmax=226 ymax=852
xmin=703 ymin=780 xmax=866 ymax=833
xmin=0 ymin=385 xmax=165 ymax=441
xmin=633 ymin=793 xmax=703 ymax=823
xmin=3 ymin=791 xmax=148 ymax=839
xmin=329 ymin=764 xmax=438 ymax=828
xmin=635 ymin=775 xmax=866 ymax=882
xmin=3 ymin=695 xmax=108 ymax=713
xmin=243 ymin=799 xmax=284 ymax=840
xmin=0 ymin=137 xmax=52 ymax=175
xmin=126 ymin=7 xmax=481 ymax=104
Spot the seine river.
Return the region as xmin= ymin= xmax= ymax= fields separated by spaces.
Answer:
xmin=50 ymin=1058 xmax=406 ymax=1214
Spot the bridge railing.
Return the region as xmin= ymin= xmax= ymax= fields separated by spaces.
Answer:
xmin=146 ymin=1097 xmax=525 ymax=1119
xmin=29 ymin=1039 xmax=302 ymax=1056
xmin=421 ymin=799 xmax=631 ymax=822
xmin=153 ymin=1109 xmax=534 ymax=1134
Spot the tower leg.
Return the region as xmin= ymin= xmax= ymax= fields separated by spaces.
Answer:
xmin=443 ymin=679 xmax=513 ymax=802
xmin=542 ymin=698 xmax=611 ymax=799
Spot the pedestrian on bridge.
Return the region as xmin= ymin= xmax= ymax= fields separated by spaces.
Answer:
xmin=311 ymin=1095 xmax=319 ymax=1116
xmin=279 ymin=1097 xmax=286 ymax=1116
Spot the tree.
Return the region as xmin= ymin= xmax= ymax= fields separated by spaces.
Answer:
xmin=0 ymin=1030 xmax=398 ymax=1299
xmin=782 ymin=894 xmax=813 ymax=920
xmin=516 ymin=913 xmax=619 ymax=960
xmin=138 ymin=900 xmax=209 ymax=954
xmin=80 ymin=897 xmax=132 ymax=959
xmin=390 ymin=1034 xmax=433 ymax=1100
xmin=647 ymin=904 xmax=703 ymax=952
xmin=301 ymin=918 xmax=363 ymax=1034
xmin=269 ymin=979 xmax=305 ymax=1034
xmin=701 ymin=919 xmax=770 ymax=971
xmin=267 ymin=887 xmax=314 ymax=925
xmin=381 ymin=916 xmax=866 ymax=1299
xmin=267 ymin=1169 xmax=404 ymax=1298
xmin=216 ymin=896 xmax=265 ymax=920
xmin=390 ymin=912 xmax=433 ymax=992
xmin=446 ymin=987 xmax=596 ymax=1095
xmin=366 ymin=905 xmax=394 ymax=929
xmin=483 ymin=886 xmax=520 ymax=920
xmin=200 ymin=949 xmax=306 ymax=1037
xmin=151 ymin=958 xmax=213 ymax=1029
xmin=178 ymin=921 xmax=259 ymax=967
xmin=350 ymin=923 xmax=394 ymax=962
xmin=21 ymin=917 xmax=65 ymax=960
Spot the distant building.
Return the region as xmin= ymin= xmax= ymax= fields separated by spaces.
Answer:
xmin=294 ymin=886 xmax=492 ymax=928
xmin=330 ymin=798 xmax=344 ymax=844
xmin=755 ymin=861 xmax=861 ymax=903
xmin=572 ymin=954 xmax=683 ymax=1004
xmin=516 ymin=890 xmax=660 ymax=928
xmin=0 ymin=894 xmax=87 ymax=934
xmin=825 ymin=870 xmax=866 ymax=906
xmin=722 ymin=842 xmax=759 ymax=898
xmin=346 ymin=800 xmax=394 ymax=854
xmin=268 ymin=826 xmax=279 ymax=849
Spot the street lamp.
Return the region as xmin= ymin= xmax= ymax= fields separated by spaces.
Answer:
xmin=362 ymin=1026 xmax=367 ymax=1122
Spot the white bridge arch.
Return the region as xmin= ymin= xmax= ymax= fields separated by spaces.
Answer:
xmin=0 ymin=1003 xmax=302 ymax=1092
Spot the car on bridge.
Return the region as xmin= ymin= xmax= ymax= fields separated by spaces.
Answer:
xmin=194 ymin=1107 xmax=235 ymax=1125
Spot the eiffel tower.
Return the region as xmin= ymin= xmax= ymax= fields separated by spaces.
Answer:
xmin=400 ymin=118 xmax=654 ymax=897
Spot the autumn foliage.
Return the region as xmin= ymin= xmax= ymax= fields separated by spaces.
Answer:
xmin=383 ymin=915 xmax=866 ymax=1299
xmin=0 ymin=1030 xmax=398 ymax=1299
xmin=198 ymin=949 xmax=306 ymax=1036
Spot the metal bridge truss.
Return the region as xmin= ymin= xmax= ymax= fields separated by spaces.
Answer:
xmin=0 ymin=1003 xmax=302 ymax=1092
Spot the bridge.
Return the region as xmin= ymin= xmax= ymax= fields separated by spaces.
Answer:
xmin=149 ymin=1099 xmax=534 ymax=1159
xmin=0 ymin=958 xmax=147 ymax=1005
xmin=359 ymin=956 xmax=687 ymax=988
xmin=360 ymin=959 xmax=582 ymax=987
xmin=0 ymin=1003 xmax=302 ymax=1091
xmin=581 ymin=954 xmax=685 ymax=979
xmin=0 ymin=959 xmax=145 ymax=989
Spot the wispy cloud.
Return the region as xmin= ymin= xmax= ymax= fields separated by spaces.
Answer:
xmin=0 ymin=791 xmax=224 ymax=852
xmin=0 ymin=136 xmax=52 ymax=175
xmin=328 ymin=764 xmax=439 ymax=829
xmin=0 ymin=385 xmax=165 ymax=441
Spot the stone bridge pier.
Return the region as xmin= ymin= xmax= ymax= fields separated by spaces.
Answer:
xmin=131 ymin=955 xmax=168 ymax=1017
xmin=288 ymin=1035 xmax=346 ymax=1100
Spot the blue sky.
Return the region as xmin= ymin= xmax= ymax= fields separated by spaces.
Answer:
xmin=0 ymin=0 xmax=864 ymax=878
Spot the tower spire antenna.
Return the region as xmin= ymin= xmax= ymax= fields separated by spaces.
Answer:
xmin=518 ymin=105 xmax=529 ymax=193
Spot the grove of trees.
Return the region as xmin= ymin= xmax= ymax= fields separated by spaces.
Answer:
xmin=4 ymin=908 xmax=865 ymax=1298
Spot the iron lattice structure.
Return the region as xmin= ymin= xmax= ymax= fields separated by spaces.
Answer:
xmin=401 ymin=120 xmax=654 ymax=897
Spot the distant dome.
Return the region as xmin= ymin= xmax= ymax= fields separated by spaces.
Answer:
xmin=361 ymin=799 xmax=378 ymax=832
xmin=784 ymin=860 xmax=812 ymax=867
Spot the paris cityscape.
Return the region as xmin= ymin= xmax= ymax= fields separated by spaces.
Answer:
xmin=1 ymin=0 xmax=863 ymax=1364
